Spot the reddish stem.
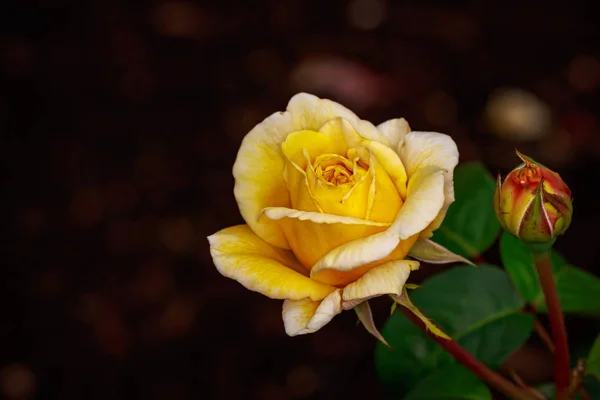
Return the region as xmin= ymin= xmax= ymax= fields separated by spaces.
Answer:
xmin=533 ymin=318 xmax=556 ymax=353
xmin=534 ymin=253 xmax=570 ymax=400
xmin=400 ymin=307 xmax=538 ymax=400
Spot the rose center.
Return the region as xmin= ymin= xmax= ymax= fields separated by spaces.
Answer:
xmin=322 ymin=164 xmax=351 ymax=184
xmin=313 ymin=153 xmax=368 ymax=186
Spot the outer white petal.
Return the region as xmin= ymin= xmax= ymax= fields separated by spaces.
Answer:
xmin=395 ymin=165 xmax=447 ymax=236
xmin=287 ymin=93 xmax=390 ymax=145
xmin=377 ymin=118 xmax=411 ymax=150
xmin=399 ymin=131 xmax=459 ymax=235
xmin=282 ymin=289 xmax=343 ymax=336
xmin=311 ymin=166 xmax=445 ymax=274
xmin=262 ymin=207 xmax=390 ymax=227
xmin=408 ymin=239 xmax=474 ymax=265
xmin=399 ymin=132 xmax=459 ymax=177
xmin=233 ymin=111 xmax=296 ymax=249
xmin=342 ymin=259 xmax=417 ymax=307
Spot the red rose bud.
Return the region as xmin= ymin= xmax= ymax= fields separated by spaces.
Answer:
xmin=494 ymin=150 xmax=573 ymax=243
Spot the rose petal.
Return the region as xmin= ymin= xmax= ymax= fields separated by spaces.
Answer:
xmin=311 ymin=165 xmax=446 ymax=274
xmin=396 ymin=165 xmax=447 ymax=237
xmin=284 ymin=155 xmax=323 ymax=213
xmin=233 ymin=111 xmax=296 ymax=249
xmin=377 ymin=118 xmax=411 ymax=152
xmin=364 ymin=140 xmax=409 ymax=199
xmin=399 ymin=131 xmax=459 ymax=236
xmin=281 ymin=128 xmax=346 ymax=170
xmin=208 ymin=225 xmax=336 ymax=301
xmin=364 ymin=151 xmax=403 ymax=222
xmin=399 ymin=132 xmax=459 ymax=178
xmin=287 ymin=93 xmax=388 ymax=144
xmin=408 ymin=239 xmax=474 ymax=266
xmin=342 ymin=259 xmax=417 ymax=306
xmin=282 ymin=289 xmax=343 ymax=336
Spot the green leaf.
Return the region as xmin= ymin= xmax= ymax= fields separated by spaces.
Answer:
xmin=431 ymin=162 xmax=501 ymax=259
xmin=375 ymin=264 xmax=534 ymax=395
xmin=539 ymin=267 xmax=600 ymax=315
xmin=403 ymin=364 xmax=492 ymax=400
xmin=500 ymin=232 xmax=561 ymax=303
xmin=586 ymin=335 xmax=600 ymax=379
xmin=500 ymin=232 xmax=600 ymax=314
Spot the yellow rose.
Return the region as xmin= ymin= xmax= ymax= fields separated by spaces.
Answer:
xmin=208 ymin=93 xmax=462 ymax=337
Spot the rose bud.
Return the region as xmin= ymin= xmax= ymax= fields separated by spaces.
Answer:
xmin=495 ymin=150 xmax=572 ymax=243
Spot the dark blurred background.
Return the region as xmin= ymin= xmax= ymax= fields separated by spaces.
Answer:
xmin=2 ymin=0 xmax=600 ymax=399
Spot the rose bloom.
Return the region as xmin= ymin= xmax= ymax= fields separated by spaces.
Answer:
xmin=209 ymin=93 xmax=461 ymax=337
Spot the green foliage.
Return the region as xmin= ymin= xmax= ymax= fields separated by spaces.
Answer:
xmin=500 ymin=232 xmax=600 ymax=315
xmin=375 ymin=265 xmax=534 ymax=395
xmin=586 ymin=335 xmax=600 ymax=379
xmin=431 ymin=162 xmax=501 ymax=259
xmin=403 ymin=364 xmax=491 ymax=400
xmin=375 ymin=161 xmax=600 ymax=398
xmin=500 ymin=232 xmax=563 ymax=303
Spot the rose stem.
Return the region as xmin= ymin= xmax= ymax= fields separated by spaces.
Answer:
xmin=533 ymin=253 xmax=570 ymax=400
xmin=534 ymin=317 xmax=556 ymax=353
xmin=400 ymin=307 xmax=539 ymax=400
xmin=527 ymin=310 xmax=591 ymax=399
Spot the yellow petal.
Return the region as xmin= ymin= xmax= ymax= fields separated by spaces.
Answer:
xmin=399 ymin=131 xmax=459 ymax=236
xmin=208 ymin=225 xmax=336 ymax=301
xmin=408 ymin=239 xmax=474 ymax=266
xmin=263 ymin=208 xmax=389 ymax=272
xmin=364 ymin=151 xmax=403 ymax=223
xmin=342 ymin=259 xmax=416 ymax=306
xmin=281 ymin=129 xmax=346 ymax=170
xmin=311 ymin=165 xmax=445 ymax=274
xmin=377 ymin=118 xmax=411 ymax=149
xmin=233 ymin=111 xmax=295 ymax=249
xmin=282 ymin=289 xmax=343 ymax=336
xmin=284 ymin=156 xmax=322 ymax=213
xmin=287 ymin=93 xmax=388 ymax=144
